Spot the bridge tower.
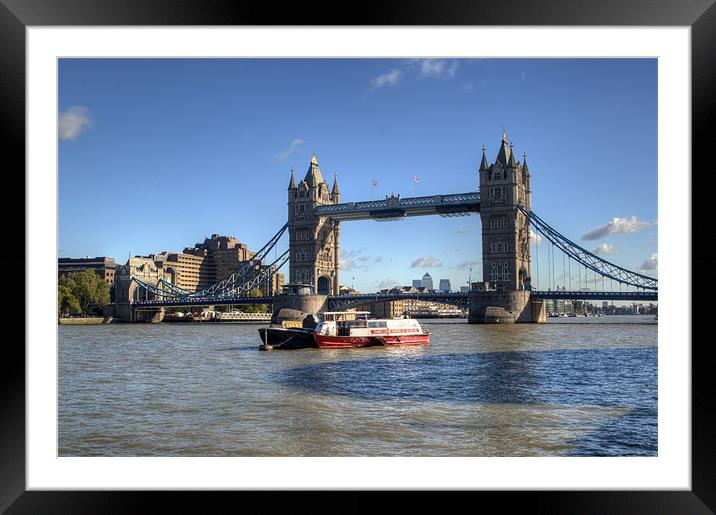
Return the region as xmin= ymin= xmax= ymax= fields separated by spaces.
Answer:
xmin=287 ymin=154 xmax=341 ymax=295
xmin=479 ymin=129 xmax=532 ymax=291
xmin=471 ymin=130 xmax=544 ymax=323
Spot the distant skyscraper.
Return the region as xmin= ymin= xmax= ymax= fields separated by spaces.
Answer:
xmin=421 ymin=273 xmax=433 ymax=290
xmin=412 ymin=279 xmax=422 ymax=288
xmin=460 ymin=286 xmax=469 ymax=293
xmin=439 ymin=279 xmax=451 ymax=292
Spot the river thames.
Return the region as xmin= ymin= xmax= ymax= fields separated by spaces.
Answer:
xmin=58 ymin=316 xmax=657 ymax=457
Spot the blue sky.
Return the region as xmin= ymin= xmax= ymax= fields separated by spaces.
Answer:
xmin=58 ymin=58 xmax=657 ymax=293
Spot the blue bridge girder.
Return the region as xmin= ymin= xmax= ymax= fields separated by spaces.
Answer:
xmin=314 ymin=191 xmax=481 ymax=221
xmin=130 ymin=289 xmax=656 ymax=309
xmin=326 ymin=291 xmax=470 ymax=311
xmin=531 ymin=290 xmax=658 ymax=302
xmin=132 ymin=295 xmax=275 ymax=308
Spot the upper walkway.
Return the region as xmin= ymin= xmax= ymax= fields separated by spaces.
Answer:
xmin=314 ymin=191 xmax=480 ymax=221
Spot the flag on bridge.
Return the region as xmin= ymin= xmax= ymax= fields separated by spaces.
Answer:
xmin=413 ymin=176 xmax=421 ymax=184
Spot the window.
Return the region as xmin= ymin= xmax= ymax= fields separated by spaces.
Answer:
xmin=490 ymin=241 xmax=509 ymax=253
xmin=489 ymin=261 xmax=510 ymax=283
xmin=490 ymin=217 xmax=508 ymax=229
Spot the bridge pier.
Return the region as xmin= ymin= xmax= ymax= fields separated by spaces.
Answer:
xmin=105 ymin=303 xmax=165 ymax=323
xmin=105 ymin=302 xmax=131 ymax=322
xmin=136 ymin=307 xmax=165 ymax=323
xmin=468 ymin=290 xmax=545 ymax=324
xmin=271 ymin=284 xmax=327 ymax=324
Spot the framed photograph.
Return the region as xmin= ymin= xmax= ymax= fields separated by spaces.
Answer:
xmin=4 ymin=0 xmax=712 ymax=511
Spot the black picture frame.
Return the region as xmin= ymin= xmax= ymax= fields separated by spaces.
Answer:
xmin=2 ymin=0 xmax=712 ymax=511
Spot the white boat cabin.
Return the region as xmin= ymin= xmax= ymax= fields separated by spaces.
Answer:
xmin=316 ymin=311 xmax=425 ymax=337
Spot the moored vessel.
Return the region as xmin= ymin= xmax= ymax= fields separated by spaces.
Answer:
xmin=258 ymin=314 xmax=320 ymax=350
xmin=313 ymin=311 xmax=430 ymax=349
xmin=258 ymin=325 xmax=317 ymax=350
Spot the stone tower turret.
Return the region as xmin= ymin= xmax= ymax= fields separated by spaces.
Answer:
xmin=479 ymin=130 xmax=532 ymax=291
xmin=287 ymin=154 xmax=340 ymax=295
xmin=331 ymin=173 xmax=340 ymax=204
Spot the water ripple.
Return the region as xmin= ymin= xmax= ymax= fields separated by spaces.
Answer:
xmin=59 ymin=320 xmax=657 ymax=456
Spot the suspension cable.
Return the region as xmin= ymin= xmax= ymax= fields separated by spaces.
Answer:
xmin=535 ymin=236 xmax=539 ymax=289
xmin=551 ymin=239 xmax=555 ymax=291
xmin=546 ymin=239 xmax=550 ymax=290
xmin=517 ymin=205 xmax=657 ymax=290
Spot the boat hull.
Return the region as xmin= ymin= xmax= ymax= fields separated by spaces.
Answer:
xmin=258 ymin=327 xmax=317 ymax=349
xmin=314 ymin=333 xmax=430 ymax=349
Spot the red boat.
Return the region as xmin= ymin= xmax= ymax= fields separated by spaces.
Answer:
xmin=313 ymin=311 xmax=430 ymax=349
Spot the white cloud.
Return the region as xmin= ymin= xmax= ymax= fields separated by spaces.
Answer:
xmin=370 ymin=69 xmax=401 ymax=88
xmin=455 ymin=227 xmax=472 ymax=235
xmin=455 ymin=260 xmax=480 ymax=270
xmin=370 ymin=60 xmax=460 ymax=90
xmin=581 ymin=217 xmax=654 ymax=240
xmin=593 ymin=243 xmax=617 ymax=255
xmin=359 ymin=255 xmax=383 ymax=264
xmin=638 ymin=253 xmax=658 ymax=272
xmin=529 ymin=230 xmax=542 ymax=245
xmin=58 ymin=106 xmax=91 ymax=141
xmin=415 ymin=59 xmax=459 ymax=79
xmin=378 ymin=278 xmax=399 ymax=289
xmin=273 ymin=138 xmax=305 ymax=162
xmin=341 ymin=258 xmax=356 ymax=271
xmin=410 ymin=255 xmax=443 ymax=268
xmin=340 ymin=248 xmax=362 ymax=258
xmin=341 ymin=249 xmax=383 ymax=271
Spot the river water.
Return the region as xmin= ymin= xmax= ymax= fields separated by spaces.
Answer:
xmin=58 ymin=316 xmax=657 ymax=457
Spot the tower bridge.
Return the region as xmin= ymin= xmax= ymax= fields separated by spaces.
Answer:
xmin=119 ymin=130 xmax=657 ymax=323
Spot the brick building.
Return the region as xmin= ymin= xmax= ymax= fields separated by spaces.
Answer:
xmin=159 ymin=252 xmax=213 ymax=291
xmin=184 ymin=234 xmax=283 ymax=295
xmin=58 ymin=256 xmax=116 ymax=284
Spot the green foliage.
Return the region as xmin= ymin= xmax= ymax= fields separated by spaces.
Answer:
xmin=58 ymin=284 xmax=81 ymax=314
xmin=241 ymin=288 xmax=269 ymax=313
xmin=58 ymin=269 xmax=110 ymax=315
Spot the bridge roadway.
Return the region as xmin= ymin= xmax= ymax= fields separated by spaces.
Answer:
xmin=314 ymin=191 xmax=480 ymax=221
xmin=530 ymin=291 xmax=657 ymax=302
xmin=130 ymin=290 xmax=657 ymax=309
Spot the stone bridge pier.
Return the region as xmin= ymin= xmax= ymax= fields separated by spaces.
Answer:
xmin=106 ymin=274 xmax=165 ymax=323
xmin=270 ymin=284 xmax=327 ymax=324
xmin=468 ymin=289 xmax=545 ymax=324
